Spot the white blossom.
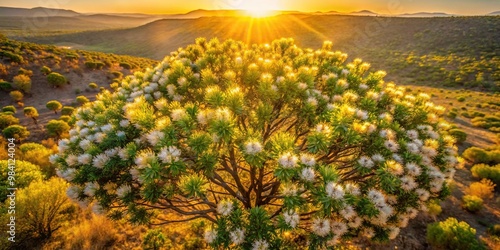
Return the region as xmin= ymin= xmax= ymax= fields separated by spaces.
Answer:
xmin=278 ymin=152 xmax=298 ymax=168
xmin=245 ymin=141 xmax=263 ymax=155
xmin=252 ymin=239 xmax=269 ymax=250
xmin=283 ymin=210 xmax=300 ymax=228
xmin=300 ymin=167 xmax=316 ymax=182
xmin=312 ymin=218 xmax=331 ymax=237
xmin=300 ymin=154 xmax=316 ymax=166
xmin=230 ymin=228 xmax=245 ymax=245
xmin=326 ymin=182 xmax=345 ymax=200
xmin=117 ymin=184 xmax=132 ymax=198
xmin=217 ymin=200 xmax=233 ymax=216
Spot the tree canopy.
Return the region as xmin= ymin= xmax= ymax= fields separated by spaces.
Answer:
xmin=54 ymin=38 xmax=459 ymax=248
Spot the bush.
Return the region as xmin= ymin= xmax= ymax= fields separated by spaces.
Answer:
xmin=24 ymin=106 xmax=39 ymax=125
xmin=457 ymin=96 xmax=466 ymax=102
xmin=47 ymin=72 xmax=67 ymax=87
xmin=111 ymin=71 xmax=123 ymax=78
xmin=46 ymin=100 xmax=63 ymax=114
xmin=18 ymin=67 xmax=33 ymax=77
xmin=46 ymin=120 xmax=70 ymax=138
xmin=55 ymin=38 xmax=460 ymax=246
xmin=60 ymin=215 xmax=118 ymax=250
xmin=41 ymin=65 xmax=51 ymax=75
xmin=0 ymin=160 xmax=43 ymax=202
xmin=427 ymin=217 xmax=484 ymax=250
xmin=76 ymin=95 xmax=90 ymax=105
xmin=2 ymin=125 xmax=30 ymax=141
xmin=88 ymin=82 xmax=98 ymax=89
xmin=447 ymin=111 xmax=457 ymax=119
xmin=2 ymin=105 xmax=16 ymax=113
xmin=471 ymin=164 xmax=500 ymax=185
xmin=462 ymin=195 xmax=483 ymax=213
xmin=0 ymin=113 xmax=19 ymax=130
xmin=61 ymin=106 xmax=75 ymax=116
xmin=59 ymin=115 xmax=71 ymax=123
xmin=0 ymin=81 xmax=12 ymax=92
xmin=449 ymin=129 xmax=467 ymax=143
xmin=463 ymin=147 xmax=490 ymax=164
xmin=9 ymin=90 xmax=23 ymax=102
xmin=18 ymin=143 xmax=56 ymax=177
xmin=468 ymin=179 xmax=496 ymax=199
xmin=119 ymin=62 xmax=131 ymax=69
xmin=12 ymin=74 xmax=32 ymax=93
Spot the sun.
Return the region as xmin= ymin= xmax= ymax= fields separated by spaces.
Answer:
xmin=241 ymin=0 xmax=281 ymax=17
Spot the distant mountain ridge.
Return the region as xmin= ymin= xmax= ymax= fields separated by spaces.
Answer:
xmin=0 ymin=6 xmax=79 ymax=17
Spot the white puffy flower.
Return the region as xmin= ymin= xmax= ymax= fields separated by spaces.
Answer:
xmin=388 ymin=226 xmax=400 ymax=240
xmin=406 ymin=129 xmax=419 ymax=140
xmin=158 ymin=146 xmax=181 ymax=164
xmin=101 ymin=124 xmax=113 ymax=133
xmin=146 ymin=130 xmax=164 ymax=146
xmin=348 ymin=217 xmax=362 ymax=228
xmin=92 ymin=203 xmax=105 ymax=215
xmin=78 ymin=153 xmax=92 ymax=165
xmin=357 ymin=156 xmax=374 ymax=168
xmin=66 ymin=186 xmax=80 ymax=201
xmin=66 ymin=154 xmax=78 ymax=167
xmin=252 ymin=239 xmax=269 ymax=250
xmin=217 ymin=200 xmax=233 ymax=216
xmin=340 ymin=205 xmax=356 ymax=220
xmin=300 ymin=167 xmax=315 ymax=182
xmin=204 ymin=229 xmax=217 ymax=244
xmin=331 ymin=221 xmax=348 ymax=236
xmin=344 ymin=183 xmax=361 ymax=196
xmin=400 ymin=176 xmax=417 ymax=191
xmin=278 ymin=152 xmax=298 ymax=168
xmin=415 ymin=188 xmax=430 ymax=201
xmin=316 ymin=123 xmax=331 ymax=133
xmin=93 ymin=153 xmax=110 ymax=169
xmin=116 ymin=184 xmax=132 ymax=198
xmin=58 ymin=168 xmax=76 ymax=182
xmin=171 ymin=108 xmax=187 ymax=121
xmin=49 ymin=154 xmax=59 ymax=164
xmin=368 ymin=189 xmax=385 ymax=206
xmin=405 ymin=162 xmax=421 ymax=176
xmin=312 ymin=218 xmax=331 ymax=237
xmin=120 ymin=119 xmax=130 ymax=127
xmin=307 ymin=97 xmax=318 ymax=106
xmin=356 ymin=109 xmax=368 ymax=120
xmin=283 ymin=210 xmax=300 ymax=228
xmin=245 ymin=141 xmax=263 ymax=155
xmin=406 ymin=142 xmax=420 ymax=154
xmin=300 ymin=154 xmax=316 ymax=166
xmin=371 ymin=154 xmax=385 ymax=162
xmin=58 ymin=139 xmax=70 ymax=154
xmin=326 ymin=182 xmax=345 ymax=200
xmin=230 ymin=228 xmax=245 ymax=245
xmin=384 ymin=140 xmax=400 ymax=152
xmin=84 ymin=182 xmax=99 ymax=197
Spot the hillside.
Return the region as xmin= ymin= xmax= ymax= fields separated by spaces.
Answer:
xmin=20 ymin=15 xmax=500 ymax=91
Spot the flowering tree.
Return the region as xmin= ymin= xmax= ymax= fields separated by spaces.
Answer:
xmin=53 ymin=38 xmax=459 ymax=249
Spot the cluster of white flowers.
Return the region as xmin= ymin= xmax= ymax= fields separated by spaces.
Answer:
xmin=217 ymin=199 xmax=233 ymax=216
xmin=278 ymin=152 xmax=298 ymax=168
xmin=245 ymin=141 xmax=263 ymax=155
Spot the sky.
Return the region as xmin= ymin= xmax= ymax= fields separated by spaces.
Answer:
xmin=0 ymin=0 xmax=499 ymax=15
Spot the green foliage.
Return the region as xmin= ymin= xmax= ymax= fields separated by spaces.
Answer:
xmin=0 ymin=160 xmax=43 ymax=202
xmin=142 ymin=229 xmax=167 ymax=250
xmin=9 ymin=90 xmax=23 ymax=102
xmin=59 ymin=115 xmax=71 ymax=123
xmin=76 ymin=95 xmax=90 ymax=105
xmin=41 ymin=65 xmax=51 ymax=75
xmin=0 ymin=81 xmax=12 ymax=92
xmin=24 ymin=106 xmax=39 ymax=124
xmin=0 ymin=113 xmax=19 ymax=130
xmin=18 ymin=143 xmax=56 ymax=177
xmin=0 ymin=50 xmax=23 ymax=63
xmin=46 ymin=120 xmax=70 ymax=138
xmin=2 ymin=106 xmax=16 ymax=114
xmin=119 ymin=62 xmax=132 ymax=69
xmin=457 ymin=96 xmax=466 ymax=102
xmin=12 ymin=74 xmax=32 ymax=93
xmin=462 ymin=195 xmax=483 ymax=213
xmin=84 ymin=61 xmax=105 ymax=70
xmin=18 ymin=67 xmax=33 ymax=77
xmin=46 ymin=100 xmax=63 ymax=114
xmin=471 ymin=164 xmax=500 ymax=185
xmin=427 ymin=217 xmax=484 ymax=250
xmin=463 ymin=147 xmax=491 ymax=164
xmin=88 ymin=82 xmax=98 ymax=89
xmin=449 ymin=129 xmax=467 ymax=143
xmin=13 ymin=178 xmax=78 ymax=242
xmin=47 ymin=72 xmax=67 ymax=87
xmin=2 ymin=125 xmax=29 ymax=141
xmin=60 ymin=106 xmax=75 ymax=116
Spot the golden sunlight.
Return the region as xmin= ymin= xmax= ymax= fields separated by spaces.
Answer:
xmin=241 ymin=0 xmax=281 ymax=17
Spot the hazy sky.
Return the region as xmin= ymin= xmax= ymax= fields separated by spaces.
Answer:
xmin=1 ymin=0 xmax=499 ymax=15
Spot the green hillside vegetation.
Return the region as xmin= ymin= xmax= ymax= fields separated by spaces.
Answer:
xmin=17 ymin=15 xmax=500 ymax=91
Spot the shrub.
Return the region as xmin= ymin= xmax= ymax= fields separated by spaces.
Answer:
xmin=59 ymin=115 xmax=71 ymax=123
xmin=471 ymin=164 xmax=500 ymax=184
xmin=2 ymin=125 xmax=29 ymax=142
xmin=457 ymin=96 xmax=466 ymax=102
xmin=88 ymin=82 xmax=98 ymax=89
xmin=0 ymin=113 xmax=19 ymax=130
xmin=45 ymin=120 xmax=70 ymax=138
xmin=447 ymin=111 xmax=457 ymax=119
xmin=468 ymin=179 xmax=496 ymax=199
xmin=2 ymin=105 xmax=16 ymax=113
xmin=76 ymin=95 xmax=90 ymax=105
xmin=111 ymin=71 xmax=123 ymax=78
xmin=463 ymin=147 xmax=490 ymax=164
xmin=54 ymin=38 xmax=460 ymax=247
xmin=449 ymin=129 xmax=467 ymax=144
xmin=143 ymin=229 xmax=167 ymax=250
xmin=12 ymin=74 xmax=32 ymax=93
xmin=41 ymin=65 xmax=51 ymax=75
xmin=427 ymin=217 xmax=484 ymax=250
xmin=488 ymin=224 xmax=500 ymax=237
xmin=9 ymin=90 xmax=23 ymax=102
xmin=47 ymin=72 xmax=67 ymax=87
xmin=61 ymin=106 xmax=75 ymax=116
xmin=119 ymin=62 xmax=131 ymax=69
xmin=46 ymin=100 xmax=63 ymax=114
xmin=84 ymin=61 xmax=96 ymax=69
xmin=0 ymin=160 xmax=43 ymax=202
xmin=462 ymin=195 xmax=483 ymax=213
xmin=18 ymin=143 xmax=55 ymax=177
xmin=0 ymin=81 xmax=12 ymax=92
xmin=60 ymin=215 xmax=118 ymax=250
xmin=18 ymin=67 xmax=33 ymax=77
xmin=24 ymin=106 xmax=39 ymax=125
